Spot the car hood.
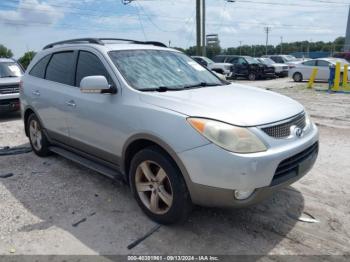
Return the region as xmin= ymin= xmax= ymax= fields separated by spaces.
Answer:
xmin=140 ymin=84 xmax=304 ymax=127
xmin=0 ymin=77 xmax=21 ymax=85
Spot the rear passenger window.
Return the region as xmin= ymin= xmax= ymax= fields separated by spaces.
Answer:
xmin=303 ymin=60 xmax=316 ymax=66
xmin=75 ymin=51 xmax=111 ymax=87
xmin=29 ymin=55 xmax=51 ymax=79
xmin=46 ymin=52 xmax=75 ymax=86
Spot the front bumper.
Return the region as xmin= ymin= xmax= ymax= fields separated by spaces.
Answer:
xmin=0 ymin=94 xmax=20 ymax=112
xmin=179 ymin=123 xmax=319 ymax=207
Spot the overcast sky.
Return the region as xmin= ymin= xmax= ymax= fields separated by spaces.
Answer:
xmin=0 ymin=0 xmax=349 ymax=57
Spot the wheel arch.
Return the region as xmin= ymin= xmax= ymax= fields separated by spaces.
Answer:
xmin=23 ymin=106 xmax=40 ymax=137
xmin=121 ymin=134 xmax=193 ymax=192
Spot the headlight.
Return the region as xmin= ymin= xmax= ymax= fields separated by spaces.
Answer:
xmin=187 ymin=118 xmax=267 ymax=153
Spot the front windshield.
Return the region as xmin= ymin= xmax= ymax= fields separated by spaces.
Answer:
xmin=109 ymin=50 xmax=222 ymax=91
xmin=245 ymin=57 xmax=259 ymax=64
xmin=262 ymin=58 xmax=275 ymax=65
xmin=0 ymin=62 xmax=23 ymax=78
xmin=284 ymin=55 xmax=298 ymax=62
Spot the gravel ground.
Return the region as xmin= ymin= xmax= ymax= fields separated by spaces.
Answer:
xmin=0 ymin=77 xmax=349 ymax=257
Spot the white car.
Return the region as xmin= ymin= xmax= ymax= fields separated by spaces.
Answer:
xmin=257 ymin=58 xmax=289 ymax=77
xmin=192 ymin=56 xmax=234 ymax=79
xmin=289 ymin=58 xmax=350 ymax=82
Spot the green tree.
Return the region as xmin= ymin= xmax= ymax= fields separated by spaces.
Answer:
xmin=0 ymin=44 xmax=13 ymax=58
xmin=18 ymin=51 xmax=37 ymax=69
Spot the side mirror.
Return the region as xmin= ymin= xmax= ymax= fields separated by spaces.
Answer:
xmin=80 ymin=76 xmax=116 ymax=94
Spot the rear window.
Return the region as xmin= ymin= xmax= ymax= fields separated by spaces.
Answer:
xmin=45 ymin=52 xmax=75 ymax=86
xmin=303 ymin=60 xmax=316 ymax=66
xmin=29 ymin=55 xmax=51 ymax=79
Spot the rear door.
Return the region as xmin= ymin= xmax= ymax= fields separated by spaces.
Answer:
xmin=300 ymin=60 xmax=316 ymax=80
xmin=316 ymin=60 xmax=330 ymax=81
xmin=26 ymin=52 xmax=76 ymax=140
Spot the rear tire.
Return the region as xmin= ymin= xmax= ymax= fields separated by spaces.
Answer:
xmin=27 ymin=114 xmax=51 ymax=157
xmin=129 ymin=146 xmax=192 ymax=224
xmin=293 ymin=72 xmax=303 ymax=82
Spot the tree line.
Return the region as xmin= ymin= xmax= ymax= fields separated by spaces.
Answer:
xmin=0 ymin=36 xmax=345 ymax=69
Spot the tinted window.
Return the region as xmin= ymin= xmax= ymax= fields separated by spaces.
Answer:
xmin=237 ymin=58 xmax=247 ymax=65
xmin=227 ymin=57 xmax=238 ymax=64
xmin=29 ymin=55 xmax=51 ymax=79
xmin=212 ymin=56 xmax=226 ymax=63
xmin=272 ymin=56 xmax=284 ymax=63
xmin=303 ymin=60 xmax=316 ymax=66
xmin=317 ymin=60 xmax=330 ymax=67
xmin=46 ymin=52 xmax=75 ymax=85
xmin=76 ymin=51 xmax=111 ymax=86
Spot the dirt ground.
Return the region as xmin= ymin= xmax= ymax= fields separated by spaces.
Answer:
xmin=0 ymin=78 xmax=349 ymax=257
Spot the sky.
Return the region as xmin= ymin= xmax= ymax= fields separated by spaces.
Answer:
xmin=0 ymin=0 xmax=349 ymax=57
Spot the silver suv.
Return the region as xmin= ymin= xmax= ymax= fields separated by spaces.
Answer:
xmin=21 ymin=38 xmax=319 ymax=224
xmin=0 ymin=58 xmax=23 ymax=113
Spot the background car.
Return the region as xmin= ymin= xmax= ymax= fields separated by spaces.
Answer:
xmin=191 ymin=56 xmax=234 ymax=79
xmin=0 ymin=58 xmax=23 ymax=113
xmin=289 ymin=58 xmax=350 ymax=82
xmin=263 ymin=55 xmax=302 ymax=69
xmin=213 ymin=55 xmax=275 ymax=80
xmin=257 ymin=57 xmax=289 ymax=77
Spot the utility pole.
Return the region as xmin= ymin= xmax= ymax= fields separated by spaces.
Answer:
xmin=202 ymin=0 xmax=206 ymax=57
xmin=264 ymin=26 xmax=270 ymax=55
xmin=280 ymin=36 xmax=283 ymax=54
xmin=196 ymin=0 xmax=201 ymax=55
xmin=239 ymin=41 xmax=242 ymax=55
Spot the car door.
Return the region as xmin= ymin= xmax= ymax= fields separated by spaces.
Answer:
xmin=316 ymin=60 xmax=330 ymax=81
xmin=300 ymin=60 xmax=316 ymax=80
xmin=28 ymin=51 xmax=76 ymax=140
xmin=65 ymin=49 xmax=122 ymax=165
xmin=237 ymin=57 xmax=249 ymax=76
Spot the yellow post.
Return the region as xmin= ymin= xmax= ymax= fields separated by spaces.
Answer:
xmin=343 ymin=64 xmax=350 ymax=91
xmin=307 ymin=68 xmax=318 ymax=89
xmin=332 ymin=62 xmax=341 ymax=91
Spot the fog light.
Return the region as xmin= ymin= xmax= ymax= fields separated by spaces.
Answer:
xmin=234 ymin=189 xmax=255 ymax=200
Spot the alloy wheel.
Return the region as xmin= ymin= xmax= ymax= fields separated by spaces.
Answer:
xmin=135 ymin=160 xmax=173 ymax=215
xmin=29 ymin=119 xmax=42 ymax=151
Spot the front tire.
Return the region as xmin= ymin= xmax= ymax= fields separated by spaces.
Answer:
xmin=27 ymin=114 xmax=51 ymax=157
xmin=129 ymin=146 xmax=192 ymax=224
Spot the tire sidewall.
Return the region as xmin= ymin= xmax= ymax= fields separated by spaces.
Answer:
xmin=293 ymin=72 xmax=302 ymax=82
xmin=248 ymin=72 xmax=256 ymax=81
xmin=129 ymin=147 xmax=191 ymax=224
xmin=27 ymin=114 xmax=50 ymax=156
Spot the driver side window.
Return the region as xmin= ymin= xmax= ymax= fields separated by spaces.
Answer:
xmin=75 ymin=51 xmax=112 ymax=87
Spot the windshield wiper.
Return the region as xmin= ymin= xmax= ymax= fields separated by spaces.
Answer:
xmin=138 ymin=86 xmax=182 ymax=92
xmin=183 ymin=82 xmax=221 ymax=90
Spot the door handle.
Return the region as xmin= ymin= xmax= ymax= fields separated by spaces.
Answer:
xmin=32 ymin=90 xmax=40 ymax=96
xmin=65 ymin=100 xmax=76 ymax=108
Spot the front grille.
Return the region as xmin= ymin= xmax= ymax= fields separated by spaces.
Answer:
xmin=271 ymin=142 xmax=319 ymax=186
xmin=0 ymin=84 xmax=19 ymax=95
xmin=283 ymin=66 xmax=289 ymax=70
xmin=261 ymin=113 xmax=306 ymax=138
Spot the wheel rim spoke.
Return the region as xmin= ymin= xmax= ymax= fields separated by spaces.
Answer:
xmin=140 ymin=162 xmax=156 ymax=182
xmin=136 ymin=182 xmax=153 ymax=192
xmin=156 ymin=168 xmax=167 ymax=183
xmin=150 ymin=191 xmax=160 ymax=213
xmin=158 ymin=186 xmax=173 ymax=207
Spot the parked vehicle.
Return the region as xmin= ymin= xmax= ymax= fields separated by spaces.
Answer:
xmin=289 ymin=58 xmax=350 ymax=82
xmin=213 ymin=55 xmax=275 ymax=80
xmin=21 ymin=38 xmax=319 ymax=224
xmin=191 ymin=56 xmax=234 ymax=79
xmin=263 ymin=55 xmax=301 ymax=68
xmin=257 ymin=57 xmax=289 ymax=77
xmin=333 ymin=52 xmax=350 ymax=62
xmin=0 ymin=58 xmax=23 ymax=113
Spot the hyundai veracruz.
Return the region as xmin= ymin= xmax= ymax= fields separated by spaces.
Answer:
xmin=21 ymin=38 xmax=319 ymax=224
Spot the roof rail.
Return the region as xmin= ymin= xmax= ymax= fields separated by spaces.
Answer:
xmin=98 ymin=38 xmax=167 ymax=48
xmin=43 ymin=38 xmax=103 ymax=50
xmin=43 ymin=38 xmax=168 ymax=50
